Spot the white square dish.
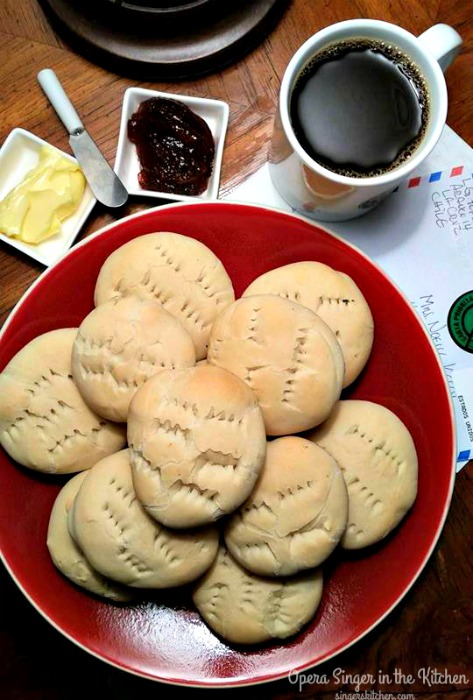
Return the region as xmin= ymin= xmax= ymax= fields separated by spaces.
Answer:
xmin=0 ymin=128 xmax=96 ymax=267
xmin=115 ymin=87 xmax=229 ymax=202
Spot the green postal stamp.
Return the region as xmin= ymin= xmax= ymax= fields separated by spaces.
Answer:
xmin=447 ymin=290 xmax=473 ymax=353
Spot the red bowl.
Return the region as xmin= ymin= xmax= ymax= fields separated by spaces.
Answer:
xmin=0 ymin=202 xmax=455 ymax=687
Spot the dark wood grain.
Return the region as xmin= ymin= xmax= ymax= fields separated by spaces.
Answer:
xmin=0 ymin=1 xmax=472 ymax=697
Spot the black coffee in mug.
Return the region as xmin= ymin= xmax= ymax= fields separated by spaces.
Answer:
xmin=290 ymin=38 xmax=430 ymax=178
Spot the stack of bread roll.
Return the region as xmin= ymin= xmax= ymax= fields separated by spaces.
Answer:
xmin=0 ymin=231 xmax=418 ymax=646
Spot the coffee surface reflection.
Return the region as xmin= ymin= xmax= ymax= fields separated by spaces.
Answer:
xmin=290 ymin=39 xmax=430 ymax=178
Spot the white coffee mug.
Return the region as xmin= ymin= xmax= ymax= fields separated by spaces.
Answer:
xmin=269 ymin=20 xmax=462 ymax=222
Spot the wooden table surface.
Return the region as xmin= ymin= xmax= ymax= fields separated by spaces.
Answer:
xmin=0 ymin=1 xmax=472 ymax=698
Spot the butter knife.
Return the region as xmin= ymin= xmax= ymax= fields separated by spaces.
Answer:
xmin=37 ymin=69 xmax=128 ymax=208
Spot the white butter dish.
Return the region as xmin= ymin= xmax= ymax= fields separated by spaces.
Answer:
xmin=0 ymin=128 xmax=96 ymax=266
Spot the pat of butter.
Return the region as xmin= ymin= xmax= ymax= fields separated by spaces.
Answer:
xmin=0 ymin=146 xmax=86 ymax=244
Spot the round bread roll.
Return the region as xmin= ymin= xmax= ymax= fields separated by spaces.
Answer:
xmin=207 ymin=295 xmax=344 ymax=435
xmin=72 ymin=295 xmax=196 ymax=422
xmin=308 ymin=400 xmax=418 ymax=549
xmin=224 ymin=436 xmax=348 ymax=576
xmin=128 ymin=365 xmax=267 ymax=528
xmin=0 ymin=329 xmax=126 ymax=474
xmin=193 ymin=546 xmax=324 ymax=645
xmin=242 ymin=261 xmax=374 ymax=387
xmin=71 ymin=449 xmax=219 ymax=588
xmin=47 ymin=471 xmax=133 ymax=602
xmin=93 ymin=232 xmax=235 ymax=360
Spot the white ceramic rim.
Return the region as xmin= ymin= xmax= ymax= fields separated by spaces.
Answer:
xmin=0 ymin=200 xmax=457 ymax=687
xmin=279 ymin=19 xmax=449 ymax=189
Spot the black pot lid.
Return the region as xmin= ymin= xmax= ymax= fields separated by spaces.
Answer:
xmin=39 ymin=0 xmax=291 ymax=80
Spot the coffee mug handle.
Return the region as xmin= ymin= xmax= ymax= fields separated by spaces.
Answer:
xmin=417 ymin=23 xmax=462 ymax=72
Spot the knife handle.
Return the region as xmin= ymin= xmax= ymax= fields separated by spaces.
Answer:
xmin=37 ymin=69 xmax=84 ymax=135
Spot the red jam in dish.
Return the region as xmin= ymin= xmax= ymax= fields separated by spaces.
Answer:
xmin=128 ymin=97 xmax=215 ymax=196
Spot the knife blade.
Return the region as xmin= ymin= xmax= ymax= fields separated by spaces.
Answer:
xmin=37 ymin=69 xmax=128 ymax=208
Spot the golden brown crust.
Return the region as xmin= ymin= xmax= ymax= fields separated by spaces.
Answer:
xmin=128 ymin=365 xmax=267 ymax=528
xmin=47 ymin=471 xmax=133 ymax=602
xmin=224 ymin=436 xmax=348 ymax=576
xmin=193 ymin=546 xmax=323 ymax=644
xmin=207 ymin=294 xmax=344 ymax=435
xmin=242 ymin=261 xmax=374 ymax=387
xmin=0 ymin=329 xmax=126 ymax=473
xmin=71 ymin=449 xmax=219 ymax=588
xmin=308 ymin=400 xmax=418 ymax=549
xmin=72 ymin=295 xmax=195 ymax=422
xmin=93 ymin=232 xmax=235 ymax=360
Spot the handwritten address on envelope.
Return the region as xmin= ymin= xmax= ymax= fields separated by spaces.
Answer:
xmin=226 ymin=126 xmax=473 ymax=468
xmin=332 ymin=163 xmax=473 ymax=468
